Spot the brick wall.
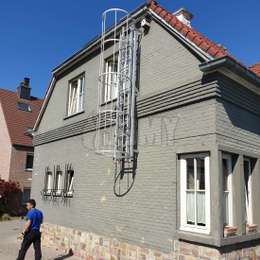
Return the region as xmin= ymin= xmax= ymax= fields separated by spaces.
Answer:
xmin=41 ymin=222 xmax=260 ymax=260
xmin=9 ymin=145 xmax=33 ymax=191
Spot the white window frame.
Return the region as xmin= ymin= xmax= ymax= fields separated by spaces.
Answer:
xmin=103 ymin=55 xmax=118 ymax=103
xmin=25 ymin=153 xmax=34 ymax=171
xmin=222 ymin=153 xmax=234 ymax=227
xmin=46 ymin=172 xmax=53 ymax=195
xmin=66 ymin=170 xmax=74 ymax=196
xmin=54 ymin=170 xmax=62 ymax=196
xmin=180 ymin=153 xmax=210 ymax=234
xmin=67 ymin=75 xmax=85 ymax=116
xmin=244 ymin=157 xmax=253 ymax=225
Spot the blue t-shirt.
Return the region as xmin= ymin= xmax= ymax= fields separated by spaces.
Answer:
xmin=26 ymin=208 xmax=43 ymax=231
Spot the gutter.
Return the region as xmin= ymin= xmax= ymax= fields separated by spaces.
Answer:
xmin=199 ymin=56 xmax=260 ymax=87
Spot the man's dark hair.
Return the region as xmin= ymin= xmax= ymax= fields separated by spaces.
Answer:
xmin=27 ymin=199 xmax=36 ymax=208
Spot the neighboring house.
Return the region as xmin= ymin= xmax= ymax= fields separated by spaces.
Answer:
xmin=32 ymin=0 xmax=260 ymax=259
xmin=0 ymin=78 xmax=42 ymax=203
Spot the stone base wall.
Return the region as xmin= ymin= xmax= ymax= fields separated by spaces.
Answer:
xmin=41 ymin=223 xmax=260 ymax=260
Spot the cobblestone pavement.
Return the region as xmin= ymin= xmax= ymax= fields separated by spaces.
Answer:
xmin=0 ymin=219 xmax=81 ymax=260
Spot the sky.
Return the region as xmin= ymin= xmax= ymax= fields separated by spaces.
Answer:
xmin=0 ymin=0 xmax=259 ymax=98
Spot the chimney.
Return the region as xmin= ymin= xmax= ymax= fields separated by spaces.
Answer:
xmin=17 ymin=77 xmax=31 ymax=100
xmin=174 ymin=8 xmax=193 ymax=27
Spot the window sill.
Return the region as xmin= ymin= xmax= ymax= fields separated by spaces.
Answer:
xmin=100 ymin=98 xmax=117 ymax=107
xmin=24 ymin=169 xmax=33 ymax=172
xmin=64 ymin=110 xmax=84 ymax=120
xmin=177 ymin=230 xmax=216 ymax=247
xmin=180 ymin=225 xmax=210 ymax=235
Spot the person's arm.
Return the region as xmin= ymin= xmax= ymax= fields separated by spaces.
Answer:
xmin=22 ymin=219 xmax=31 ymax=235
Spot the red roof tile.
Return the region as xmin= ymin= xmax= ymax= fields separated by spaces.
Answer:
xmin=148 ymin=1 xmax=228 ymax=59
xmin=147 ymin=1 xmax=260 ymax=79
xmin=249 ymin=63 xmax=260 ymax=76
xmin=0 ymin=89 xmax=43 ymax=147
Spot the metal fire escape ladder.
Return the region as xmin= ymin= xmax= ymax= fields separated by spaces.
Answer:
xmin=114 ymin=25 xmax=139 ymax=161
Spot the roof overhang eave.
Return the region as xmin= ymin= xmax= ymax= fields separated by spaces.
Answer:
xmin=52 ymin=3 xmax=148 ymax=75
xmin=199 ymin=56 xmax=260 ymax=87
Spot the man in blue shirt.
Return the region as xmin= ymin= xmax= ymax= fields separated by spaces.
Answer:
xmin=17 ymin=199 xmax=43 ymax=260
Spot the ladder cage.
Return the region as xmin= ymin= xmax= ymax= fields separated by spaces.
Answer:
xmin=96 ymin=8 xmax=139 ymax=162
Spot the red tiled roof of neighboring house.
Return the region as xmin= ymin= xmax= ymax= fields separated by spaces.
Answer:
xmin=0 ymin=88 xmax=43 ymax=147
xmin=147 ymin=0 xmax=228 ymax=59
xmin=249 ymin=63 xmax=260 ymax=76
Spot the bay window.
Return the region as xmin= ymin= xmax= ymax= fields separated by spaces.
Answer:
xmin=180 ymin=153 xmax=210 ymax=233
xmin=67 ymin=74 xmax=85 ymax=116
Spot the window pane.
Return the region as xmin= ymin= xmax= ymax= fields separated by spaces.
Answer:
xmin=186 ymin=158 xmax=194 ymax=190
xmin=244 ymin=159 xmax=252 ymax=224
xmin=244 ymin=160 xmax=250 ymax=196
xmin=78 ymin=78 xmax=84 ymax=111
xmin=223 ymin=191 xmax=229 ymax=226
xmin=22 ymin=188 xmax=31 ymax=204
xmin=67 ymin=170 xmax=74 ymax=191
xmin=186 ymin=191 xmax=195 ymax=225
xmin=104 ymin=55 xmax=118 ymax=102
xmin=222 ymin=158 xmax=229 ymax=191
xmin=47 ymin=173 xmax=52 ymax=190
xmin=197 ymin=191 xmax=206 ymax=226
xmin=197 ymin=158 xmax=205 ymax=190
xmin=26 ymin=154 xmax=34 ymax=169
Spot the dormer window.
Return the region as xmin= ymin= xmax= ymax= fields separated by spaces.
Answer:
xmin=67 ymin=74 xmax=85 ymax=116
xmin=17 ymin=102 xmax=32 ymax=112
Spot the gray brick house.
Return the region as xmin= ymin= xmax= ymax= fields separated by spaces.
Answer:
xmin=32 ymin=0 xmax=260 ymax=258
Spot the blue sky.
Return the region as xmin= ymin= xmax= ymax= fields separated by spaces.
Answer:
xmin=0 ymin=0 xmax=259 ymax=98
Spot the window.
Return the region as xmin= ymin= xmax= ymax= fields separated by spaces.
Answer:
xmin=53 ymin=166 xmax=62 ymax=196
xmin=180 ymin=153 xmax=210 ymax=233
xmin=67 ymin=75 xmax=85 ymax=116
xmin=25 ymin=153 xmax=34 ymax=170
xmin=22 ymin=188 xmax=31 ymax=204
xmin=44 ymin=168 xmax=53 ymax=195
xmin=222 ymin=154 xmax=233 ymax=227
xmin=103 ymin=55 xmax=118 ymax=103
xmin=244 ymin=158 xmax=253 ymax=225
xmin=64 ymin=166 xmax=74 ymax=196
xmin=17 ymin=102 xmax=32 ymax=112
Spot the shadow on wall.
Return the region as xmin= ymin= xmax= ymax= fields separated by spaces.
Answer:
xmin=221 ymin=99 xmax=260 ymax=136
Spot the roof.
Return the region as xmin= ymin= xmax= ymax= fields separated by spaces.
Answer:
xmin=148 ymin=0 xmax=259 ymax=78
xmin=249 ymin=63 xmax=260 ymax=77
xmin=148 ymin=0 xmax=228 ymax=59
xmin=0 ymin=88 xmax=43 ymax=147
